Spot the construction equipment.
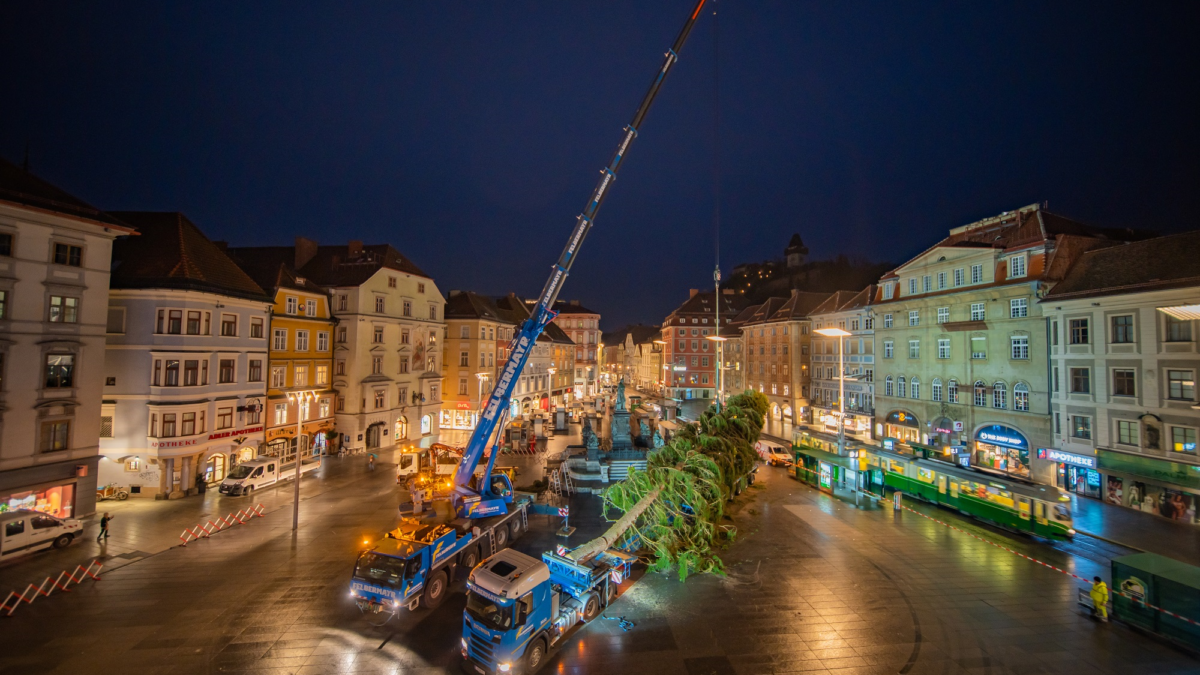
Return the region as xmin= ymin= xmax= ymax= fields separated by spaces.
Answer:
xmin=460 ymin=2 xmax=709 ymax=671
xmin=445 ymin=0 xmax=709 ymax=522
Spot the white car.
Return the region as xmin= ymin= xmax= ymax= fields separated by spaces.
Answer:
xmin=764 ymin=445 xmax=792 ymax=467
xmin=0 ymin=510 xmax=83 ymax=560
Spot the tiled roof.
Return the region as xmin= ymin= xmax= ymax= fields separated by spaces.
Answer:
xmin=493 ymin=293 xmax=562 ymax=344
xmin=667 ymin=290 xmax=743 ymax=317
xmin=769 ymin=291 xmax=834 ymax=321
xmin=628 ymin=324 xmax=662 ymax=345
xmin=743 ymin=297 xmax=788 ymax=326
xmin=1044 ymin=230 xmax=1200 ymax=300
xmin=552 ymin=300 xmax=601 ymax=316
xmin=445 ymin=291 xmax=511 ymax=323
xmin=725 ymin=304 xmax=761 ymax=335
xmin=810 ymin=287 xmax=873 ymax=316
xmin=293 ymin=244 xmax=430 ymax=287
xmin=109 ymin=212 xmax=268 ymax=300
xmin=0 ymin=156 xmax=133 ymax=229
xmin=542 ymin=321 xmax=575 ymax=345
xmin=225 ymin=246 xmax=328 ymax=295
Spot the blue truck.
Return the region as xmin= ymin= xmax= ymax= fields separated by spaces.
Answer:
xmin=461 ymin=546 xmax=635 ymax=674
xmin=350 ymin=497 xmax=530 ymax=614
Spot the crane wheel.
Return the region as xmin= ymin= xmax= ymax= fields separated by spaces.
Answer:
xmin=459 ymin=547 xmax=480 ymax=580
xmin=494 ymin=525 xmax=509 ymax=550
xmin=509 ymin=518 xmax=523 ymax=540
xmin=421 ymin=570 xmax=448 ymax=609
xmin=523 ymin=638 xmax=547 ymax=672
xmin=581 ymin=594 xmax=600 ymax=623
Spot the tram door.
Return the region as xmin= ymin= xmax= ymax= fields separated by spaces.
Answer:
xmin=949 ymin=480 xmax=959 ymax=499
xmin=937 ymin=475 xmax=948 ymax=496
xmin=1017 ymin=497 xmax=1031 ymax=528
xmin=1034 ymin=501 xmax=1049 ymax=527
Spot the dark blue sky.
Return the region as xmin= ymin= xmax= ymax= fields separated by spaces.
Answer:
xmin=3 ymin=1 xmax=1197 ymax=327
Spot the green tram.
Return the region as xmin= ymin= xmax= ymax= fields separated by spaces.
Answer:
xmin=868 ymin=448 xmax=1076 ymax=541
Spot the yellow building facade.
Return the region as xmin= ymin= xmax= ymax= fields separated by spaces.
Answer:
xmin=263 ymin=281 xmax=337 ymax=458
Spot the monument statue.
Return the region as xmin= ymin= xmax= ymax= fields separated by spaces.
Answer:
xmin=615 ymin=378 xmax=628 ymax=411
xmin=608 ymin=378 xmax=633 ymax=451
xmin=639 ymin=418 xmax=650 ymax=438
xmin=652 ymin=430 xmax=665 ymax=449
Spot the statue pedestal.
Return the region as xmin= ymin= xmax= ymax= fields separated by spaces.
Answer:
xmin=610 ymin=410 xmax=633 ymax=452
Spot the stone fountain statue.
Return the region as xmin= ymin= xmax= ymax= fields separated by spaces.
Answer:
xmin=609 ymin=378 xmax=633 ymax=452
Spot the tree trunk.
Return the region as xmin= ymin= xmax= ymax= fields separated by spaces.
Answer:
xmin=568 ymin=487 xmax=661 ymax=563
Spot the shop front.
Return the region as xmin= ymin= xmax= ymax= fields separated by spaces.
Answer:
xmin=1096 ymin=449 xmax=1200 ymax=524
xmin=1 ymin=482 xmax=77 ymax=519
xmin=973 ymin=424 xmax=1030 ymax=478
xmin=1039 ymin=448 xmax=1101 ymax=499
xmin=929 ymin=416 xmax=965 ymax=450
xmin=883 ymin=410 xmax=921 ymax=444
xmin=441 ymin=402 xmax=480 ymax=431
xmin=820 ymin=409 xmax=871 ymax=438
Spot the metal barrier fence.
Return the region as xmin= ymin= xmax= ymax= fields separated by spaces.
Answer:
xmin=179 ymin=503 xmax=265 ymax=546
xmin=2 ymin=559 xmax=102 ymax=617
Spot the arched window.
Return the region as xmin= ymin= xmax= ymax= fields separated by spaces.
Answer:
xmin=947 ymin=379 xmax=958 ymax=404
xmin=932 ymin=378 xmax=943 ymax=402
xmin=910 ymin=377 xmax=920 ymax=399
xmin=885 ymin=376 xmax=894 ymax=397
xmin=420 ymin=414 xmax=433 ymax=435
xmin=1014 ymin=383 xmax=1030 ymax=412
xmin=974 ymin=381 xmax=988 ymax=406
xmin=394 ymin=417 xmax=408 ymax=441
xmin=897 ymin=376 xmax=907 ymax=398
xmin=993 ymin=382 xmax=1007 ymax=409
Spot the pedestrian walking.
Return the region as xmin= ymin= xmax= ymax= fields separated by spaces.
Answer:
xmin=96 ymin=512 xmax=113 ymax=542
xmin=368 ymin=455 xmax=376 ymax=472
xmin=1090 ymin=576 xmax=1109 ymax=622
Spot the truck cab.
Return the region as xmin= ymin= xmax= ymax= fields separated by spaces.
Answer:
xmin=352 ymin=520 xmax=478 ymax=612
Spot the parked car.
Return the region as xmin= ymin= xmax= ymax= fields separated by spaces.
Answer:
xmin=218 ymin=457 xmax=319 ymax=496
xmin=0 ymin=510 xmax=83 ymax=560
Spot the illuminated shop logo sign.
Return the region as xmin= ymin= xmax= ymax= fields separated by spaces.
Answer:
xmin=1036 ymin=448 xmax=1096 ymax=469
xmin=975 ymin=425 xmax=1028 ymax=449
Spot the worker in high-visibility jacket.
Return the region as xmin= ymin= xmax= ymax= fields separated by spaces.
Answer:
xmin=1090 ymin=576 xmax=1109 ymax=622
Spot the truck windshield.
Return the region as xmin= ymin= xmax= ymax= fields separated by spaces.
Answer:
xmin=355 ymin=552 xmax=408 ymax=587
xmin=466 ymin=590 xmax=513 ymax=629
xmin=227 ymin=466 xmax=254 ymax=479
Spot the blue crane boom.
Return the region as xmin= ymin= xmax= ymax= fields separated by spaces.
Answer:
xmin=451 ymin=0 xmax=709 ymax=520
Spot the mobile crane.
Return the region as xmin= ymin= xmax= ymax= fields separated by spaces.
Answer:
xmin=461 ymin=2 xmax=710 ymax=672
xmin=350 ymin=0 xmax=707 ymax=621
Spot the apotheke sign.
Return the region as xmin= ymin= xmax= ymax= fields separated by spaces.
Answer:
xmin=1037 ymin=448 xmax=1096 ymax=469
xmin=209 ymin=425 xmax=264 ymax=441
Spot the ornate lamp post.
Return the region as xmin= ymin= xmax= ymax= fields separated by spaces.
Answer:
xmin=286 ymin=389 xmax=319 ymax=531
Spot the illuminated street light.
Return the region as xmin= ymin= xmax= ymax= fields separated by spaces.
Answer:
xmin=814 ymin=327 xmax=852 ymax=459
xmin=285 ymin=388 xmax=320 ymax=531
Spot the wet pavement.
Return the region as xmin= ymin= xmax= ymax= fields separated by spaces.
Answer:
xmin=2 ymin=448 xmax=1197 ymax=675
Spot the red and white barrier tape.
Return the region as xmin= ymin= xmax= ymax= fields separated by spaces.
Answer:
xmin=179 ymin=503 xmax=265 ymax=546
xmin=1 ymin=560 xmax=102 ymax=617
xmin=791 ymin=464 xmax=1200 ymax=628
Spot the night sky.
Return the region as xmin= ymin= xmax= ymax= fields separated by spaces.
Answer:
xmin=3 ymin=1 xmax=1197 ymax=327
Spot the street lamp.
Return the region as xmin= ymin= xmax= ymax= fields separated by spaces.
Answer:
xmin=814 ymin=328 xmax=851 ymax=458
xmin=285 ymin=388 xmax=320 ymax=531
xmin=706 ymin=335 xmax=729 ymax=411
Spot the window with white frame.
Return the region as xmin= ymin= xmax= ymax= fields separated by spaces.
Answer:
xmin=306 ymin=299 xmax=317 ymax=316
xmin=1009 ymin=254 xmax=1027 ymax=278
xmin=970 ymin=303 xmax=985 ymax=321
xmin=270 ymin=366 xmax=286 ymax=388
xmin=273 ymin=329 xmax=287 ymax=351
xmin=897 ymin=377 xmax=907 ymax=398
xmin=294 ymin=365 xmax=307 ymax=386
xmin=295 ymin=330 xmax=309 ymax=352
xmin=884 ymin=314 xmax=893 ymax=328
xmin=937 ymin=338 xmax=950 ymax=359
xmin=947 ymin=379 xmax=958 ymax=403
xmin=954 ymin=268 xmax=964 ymax=286
xmin=317 ymin=331 xmax=329 ymax=351
xmin=1011 ymin=336 xmax=1029 ymax=360
xmin=1116 ymin=420 xmax=1139 ymax=447
xmin=315 ymin=364 xmax=328 ymax=386
xmin=973 ymin=381 xmax=987 ymax=406
xmin=932 ymin=378 xmax=943 ymax=402
xmin=922 ymin=275 xmax=931 ymax=292
xmin=992 ymin=382 xmax=1006 ymax=409
xmin=908 ymin=310 xmax=919 ymax=326
xmin=908 ymin=279 xmax=917 ymax=295
xmin=274 ymin=403 xmax=288 ymax=425
xmin=286 ymin=296 xmax=298 ymax=315
xmin=936 ymin=271 xmax=946 ymax=289
xmin=1010 ymin=298 xmax=1027 ymax=318
xmin=1072 ymin=415 xmax=1092 ymax=440
xmin=910 ymin=377 xmax=920 ymax=399
xmin=1167 ymin=370 xmax=1195 ymax=400
xmin=885 ymin=376 xmax=893 ymax=396
xmin=1013 ymin=383 xmax=1029 ymax=411
xmin=883 ymin=283 xmax=894 ymax=300
xmin=971 ymin=336 xmax=986 ymax=359
xmin=908 ymin=340 xmax=919 ymax=359
xmin=1172 ymin=426 xmax=1197 ymax=453
xmin=937 ymin=307 xmax=949 ymax=324
xmin=971 ymin=264 xmax=983 ymax=284
xmin=883 ymin=340 xmax=894 ymax=359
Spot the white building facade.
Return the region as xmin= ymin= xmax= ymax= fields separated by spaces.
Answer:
xmin=99 ymin=212 xmax=272 ymax=499
xmin=0 ymin=161 xmax=134 ymax=518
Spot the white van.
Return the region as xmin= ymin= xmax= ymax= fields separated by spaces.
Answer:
xmin=763 ymin=445 xmax=792 ymax=467
xmin=0 ymin=510 xmax=83 ymax=560
xmin=218 ymin=457 xmax=319 ymax=496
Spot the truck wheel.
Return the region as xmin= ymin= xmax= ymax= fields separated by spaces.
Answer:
xmin=458 ymin=547 xmax=480 ymax=580
xmin=494 ymin=525 xmax=509 ymax=550
xmin=581 ymin=594 xmax=600 ymax=623
xmin=421 ymin=570 xmax=448 ymax=609
xmin=52 ymin=534 xmax=72 ymax=549
xmin=523 ymin=637 xmax=547 ymax=672
xmin=509 ymin=518 xmax=523 ymax=540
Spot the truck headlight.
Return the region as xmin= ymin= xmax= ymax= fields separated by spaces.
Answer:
xmin=350 ymin=590 xmax=358 ymax=598
xmin=498 ymin=664 xmax=511 ymax=673
xmin=461 ymin=637 xmax=467 ymax=650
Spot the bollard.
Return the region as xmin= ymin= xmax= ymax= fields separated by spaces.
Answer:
xmin=893 ymin=491 xmax=902 ymax=511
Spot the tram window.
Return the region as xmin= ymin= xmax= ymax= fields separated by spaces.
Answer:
xmin=1053 ymin=505 xmax=1071 ymax=521
xmin=918 ymin=468 xmax=934 ymax=483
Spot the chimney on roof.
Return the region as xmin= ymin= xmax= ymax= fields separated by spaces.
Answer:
xmin=348 ymin=240 xmax=363 ymax=257
xmin=689 ymin=289 xmax=700 ymax=298
xmin=295 ymin=236 xmax=318 ymax=269
xmin=213 ymin=240 xmax=228 ymax=251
